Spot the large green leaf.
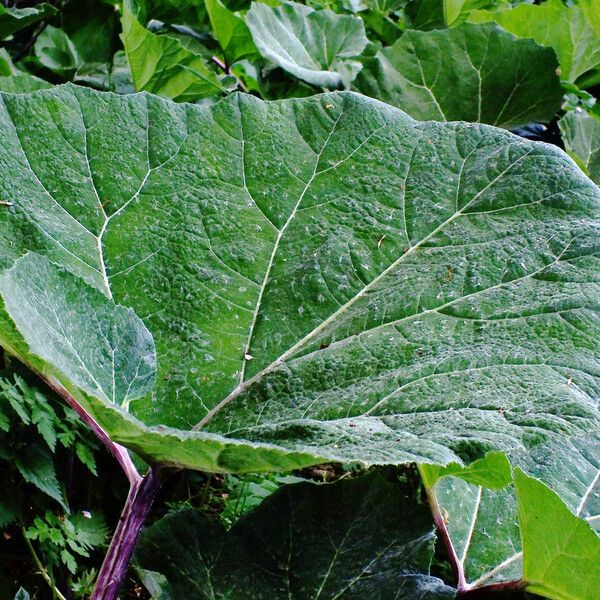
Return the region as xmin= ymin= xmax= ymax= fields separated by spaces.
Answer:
xmin=135 ymin=471 xmax=456 ymax=599
xmin=354 ymin=23 xmax=563 ymax=128
xmin=469 ymin=0 xmax=600 ymax=84
xmin=515 ymin=468 xmax=600 ymax=600
xmin=120 ymin=7 xmax=225 ymax=101
xmin=0 ymin=86 xmax=599 ymax=475
xmin=559 ymin=111 xmax=600 ymax=185
xmin=245 ymin=1 xmax=369 ymax=87
xmin=0 ymin=3 xmax=58 ymax=41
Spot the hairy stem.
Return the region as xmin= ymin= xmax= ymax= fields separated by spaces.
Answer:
xmin=21 ymin=527 xmax=68 ymax=600
xmin=91 ymin=467 xmax=164 ymax=600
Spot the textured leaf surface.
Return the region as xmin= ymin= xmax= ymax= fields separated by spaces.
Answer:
xmin=0 ymin=86 xmax=599 ymax=474
xmin=355 ymin=23 xmax=563 ymax=128
xmin=121 ymin=7 xmax=225 ymax=102
xmin=135 ymin=471 xmax=456 ymax=599
xmin=0 ymin=74 xmax=52 ymax=93
xmin=469 ymin=0 xmax=600 ymax=83
xmin=515 ymin=468 xmax=600 ymax=600
xmin=246 ymin=1 xmax=368 ymax=87
xmin=559 ymin=111 xmax=600 ymax=185
xmin=0 ymin=254 xmax=156 ymax=410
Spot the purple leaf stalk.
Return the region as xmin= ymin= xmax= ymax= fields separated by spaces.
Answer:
xmin=40 ymin=373 xmax=165 ymax=600
xmin=91 ymin=466 xmax=164 ymax=600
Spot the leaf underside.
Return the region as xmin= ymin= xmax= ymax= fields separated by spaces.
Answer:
xmin=246 ymin=1 xmax=369 ymax=87
xmin=0 ymin=85 xmax=598 ymax=476
xmin=429 ymin=433 xmax=600 ymax=588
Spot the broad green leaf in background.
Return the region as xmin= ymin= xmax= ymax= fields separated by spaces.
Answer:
xmin=404 ymin=0 xmax=501 ymax=30
xmin=58 ymin=0 xmax=121 ymax=90
xmin=559 ymin=111 xmax=600 ymax=185
xmin=62 ymin=0 xmax=120 ymax=67
xmin=469 ymin=0 xmax=600 ymax=84
xmin=206 ymin=0 xmax=258 ymax=65
xmin=0 ymin=49 xmax=51 ymax=92
xmin=128 ymin=0 xmax=207 ymax=27
xmin=404 ymin=0 xmax=446 ymax=30
xmin=0 ymin=3 xmax=57 ymax=41
xmin=358 ymin=0 xmax=406 ymax=45
xmin=515 ymin=469 xmax=600 ymax=600
xmin=355 ymin=23 xmax=563 ymax=128
xmin=120 ymin=7 xmax=225 ymax=101
xmin=34 ymin=26 xmax=80 ymax=77
xmin=0 ymin=86 xmax=599 ymax=477
xmin=135 ymin=471 xmax=456 ymax=599
xmin=581 ymin=0 xmax=600 ymax=41
xmin=245 ymin=1 xmax=369 ymax=87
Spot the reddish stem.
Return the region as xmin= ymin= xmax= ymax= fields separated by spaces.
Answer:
xmin=419 ymin=472 xmax=525 ymax=597
xmin=458 ymin=579 xmax=525 ymax=597
xmin=425 ymin=488 xmax=467 ymax=589
xmin=91 ymin=467 xmax=164 ymax=600
xmin=41 ymin=374 xmax=141 ymax=485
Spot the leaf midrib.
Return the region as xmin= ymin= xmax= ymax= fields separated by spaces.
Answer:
xmin=195 ymin=140 xmax=536 ymax=429
xmin=237 ymin=104 xmax=346 ymax=385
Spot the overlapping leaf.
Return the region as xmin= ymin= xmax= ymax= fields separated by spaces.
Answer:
xmin=120 ymin=7 xmax=226 ymax=101
xmin=206 ymin=0 xmax=258 ymax=65
xmin=246 ymin=1 xmax=369 ymax=87
xmin=135 ymin=471 xmax=456 ymax=599
xmin=355 ymin=23 xmax=563 ymax=128
xmin=0 ymin=3 xmax=57 ymax=41
xmin=515 ymin=469 xmax=600 ymax=600
xmin=427 ymin=434 xmax=600 ymax=590
xmin=0 ymin=86 xmax=599 ymax=477
xmin=469 ymin=0 xmax=600 ymax=84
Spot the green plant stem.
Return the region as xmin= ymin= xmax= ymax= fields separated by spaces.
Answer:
xmin=21 ymin=527 xmax=68 ymax=600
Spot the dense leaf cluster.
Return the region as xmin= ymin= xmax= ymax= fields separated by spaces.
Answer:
xmin=0 ymin=1 xmax=599 ymax=599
